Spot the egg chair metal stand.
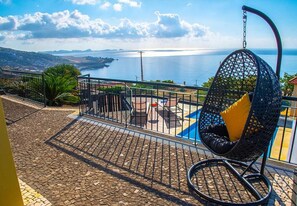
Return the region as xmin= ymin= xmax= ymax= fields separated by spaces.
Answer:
xmin=187 ymin=6 xmax=282 ymax=205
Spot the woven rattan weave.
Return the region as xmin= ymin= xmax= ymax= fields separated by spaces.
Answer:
xmin=199 ymin=49 xmax=282 ymax=162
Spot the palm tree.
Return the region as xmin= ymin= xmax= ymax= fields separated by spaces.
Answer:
xmin=43 ymin=74 xmax=79 ymax=106
xmin=30 ymin=64 xmax=80 ymax=106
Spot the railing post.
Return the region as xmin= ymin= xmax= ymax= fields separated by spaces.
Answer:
xmin=42 ymin=73 xmax=46 ymax=107
xmin=156 ymin=84 xmax=159 ymax=132
xmin=77 ymin=76 xmax=82 ymax=116
xmin=87 ymin=76 xmax=91 ymax=113
xmin=279 ymin=107 xmax=289 ymax=160
xmin=293 ymin=168 xmax=297 ymax=206
xmin=124 ymin=84 xmax=128 ymax=128
xmin=289 ymin=118 xmax=297 ymax=163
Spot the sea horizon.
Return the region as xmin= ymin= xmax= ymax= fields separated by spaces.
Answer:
xmin=51 ymin=48 xmax=297 ymax=86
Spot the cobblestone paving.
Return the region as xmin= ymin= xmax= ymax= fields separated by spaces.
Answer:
xmin=2 ymin=96 xmax=42 ymax=124
xmin=3 ymin=97 xmax=296 ymax=205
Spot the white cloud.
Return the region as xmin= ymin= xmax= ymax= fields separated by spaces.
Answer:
xmin=100 ymin=2 xmax=111 ymax=9
xmin=150 ymin=12 xmax=187 ymax=38
xmin=0 ymin=0 xmax=11 ymax=4
xmin=113 ymin=3 xmax=122 ymax=11
xmin=149 ymin=11 xmax=209 ymax=38
xmin=71 ymin=0 xmax=99 ymax=5
xmin=101 ymin=0 xmax=140 ymax=11
xmin=0 ymin=34 xmax=5 ymax=41
xmin=0 ymin=10 xmax=211 ymax=41
xmin=0 ymin=16 xmax=17 ymax=30
xmin=118 ymin=0 xmax=141 ymax=8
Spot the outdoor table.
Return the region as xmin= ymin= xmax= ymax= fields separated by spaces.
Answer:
xmin=149 ymin=102 xmax=158 ymax=123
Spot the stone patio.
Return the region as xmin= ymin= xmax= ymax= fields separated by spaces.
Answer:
xmin=2 ymin=96 xmax=296 ymax=205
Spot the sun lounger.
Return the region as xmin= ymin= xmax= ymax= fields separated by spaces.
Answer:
xmin=158 ymin=97 xmax=183 ymax=114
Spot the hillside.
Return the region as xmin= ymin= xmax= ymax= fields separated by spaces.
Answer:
xmin=0 ymin=47 xmax=69 ymax=71
xmin=0 ymin=47 xmax=114 ymax=72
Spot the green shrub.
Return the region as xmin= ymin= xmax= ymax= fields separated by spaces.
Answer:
xmin=43 ymin=74 xmax=79 ymax=106
xmin=281 ymin=100 xmax=291 ymax=112
xmin=30 ymin=64 xmax=80 ymax=106
xmin=45 ymin=64 xmax=81 ymax=79
xmin=180 ymin=87 xmax=186 ymax=92
xmin=162 ymin=80 xmax=174 ymax=84
xmin=10 ymin=80 xmax=28 ymax=97
xmin=280 ymin=72 xmax=297 ymax=96
xmin=97 ymin=86 xmax=123 ymax=94
xmin=0 ymin=78 xmax=13 ymax=90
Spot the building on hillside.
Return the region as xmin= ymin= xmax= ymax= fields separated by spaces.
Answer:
xmin=289 ymin=76 xmax=297 ymax=117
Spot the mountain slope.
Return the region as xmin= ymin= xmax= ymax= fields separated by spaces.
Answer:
xmin=0 ymin=47 xmax=114 ymax=71
xmin=0 ymin=47 xmax=69 ymax=71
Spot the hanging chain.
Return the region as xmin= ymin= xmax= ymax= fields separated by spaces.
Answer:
xmin=243 ymin=10 xmax=247 ymax=49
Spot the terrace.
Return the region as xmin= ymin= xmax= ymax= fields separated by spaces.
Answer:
xmin=0 ymin=69 xmax=297 ymax=205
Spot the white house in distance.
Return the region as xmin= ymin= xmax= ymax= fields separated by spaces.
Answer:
xmin=286 ymin=76 xmax=297 ymax=164
xmin=289 ymin=76 xmax=297 ymax=117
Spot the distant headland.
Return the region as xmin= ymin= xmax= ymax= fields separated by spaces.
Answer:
xmin=0 ymin=47 xmax=114 ymax=72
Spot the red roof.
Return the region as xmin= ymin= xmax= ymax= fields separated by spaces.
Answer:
xmin=289 ymin=76 xmax=297 ymax=85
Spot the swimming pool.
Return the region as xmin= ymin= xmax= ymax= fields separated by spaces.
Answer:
xmin=178 ymin=110 xmax=201 ymax=141
xmin=178 ymin=109 xmax=279 ymax=156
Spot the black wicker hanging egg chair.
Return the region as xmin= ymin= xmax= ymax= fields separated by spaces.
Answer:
xmin=199 ymin=48 xmax=282 ymax=161
xmin=187 ymin=6 xmax=282 ymax=206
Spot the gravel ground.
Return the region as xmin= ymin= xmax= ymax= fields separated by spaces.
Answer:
xmin=3 ymin=97 xmax=296 ymax=206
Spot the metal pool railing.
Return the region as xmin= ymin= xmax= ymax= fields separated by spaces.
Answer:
xmin=77 ymin=75 xmax=297 ymax=165
xmin=2 ymin=69 xmax=295 ymax=165
xmin=77 ymin=76 xmax=208 ymax=145
xmin=269 ymin=96 xmax=297 ymax=165
xmin=0 ymin=69 xmax=46 ymax=106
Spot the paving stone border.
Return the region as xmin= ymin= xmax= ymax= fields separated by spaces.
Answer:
xmin=19 ymin=179 xmax=52 ymax=206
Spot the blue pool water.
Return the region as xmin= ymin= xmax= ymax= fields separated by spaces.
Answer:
xmin=178 ymin=110 xmax=201 ymax=141
xmin=178 ymin=109 xmax=280 ymax=155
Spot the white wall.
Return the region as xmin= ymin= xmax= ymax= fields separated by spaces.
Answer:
xmin=287 ymin=120 xmax=297 ymax=164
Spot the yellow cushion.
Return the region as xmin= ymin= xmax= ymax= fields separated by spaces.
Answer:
xmin=220 ymin=93 xmax=251 ymax=142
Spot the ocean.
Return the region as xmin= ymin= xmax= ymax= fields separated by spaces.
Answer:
xmin=54 ymin=49 xmax=297 ymax=86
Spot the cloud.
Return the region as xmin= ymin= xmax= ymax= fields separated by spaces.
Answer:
xmin=0 ymin=34 xmax=5 ymax=41
xmin=100 ymin=2 xmax=111 ymax=9
xmin=0 ymin=0 xmax=11 ymax=4
xmin=100 ymin=0 xmax=141 ymax=11
xmin=150 ymin=12 xmax=187 ymax=38
xmin=70 ymin=0 xmax=99 ymax=5
xmin=118 ymin=0 xmax=141 ymax=8
xmin=0 ymin=16 xmax=17 ymax=30
xmin=113 ymin=3 xmax=122 ymax=11
xmin=111 ymin=18 xmax=147 ymax=38
xmin=0 ymin=10 xmax=211 ymax=40
xmin=150 ymin=11 xmax=209 ymax=38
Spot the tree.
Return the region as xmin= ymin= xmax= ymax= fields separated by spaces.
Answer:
xmin=43 ymin=74 xmax=79 ymax=106
xmin=45 ymin=64 xmax=81 ymax=79
xmin=280 ymin=72 xmax=297 ymax=96
xmin=30 ymin=64 xmax=80 ymax=106
xmin=201 ymin=75 xmax=257 ymax=91
xmin=201 ymin=76 xmax=214 ymax=88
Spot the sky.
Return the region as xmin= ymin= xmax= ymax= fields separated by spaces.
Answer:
xmin=0 ymin=0 xmax=296 ymax=51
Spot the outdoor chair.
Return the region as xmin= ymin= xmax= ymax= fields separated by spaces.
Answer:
xmin=187 ymin=6 xmax=283 ymax=205
xmin=130 ymin=100 xmax=149 ymax=126
xmin=158 ymin=97 xmax=183 ymax=114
